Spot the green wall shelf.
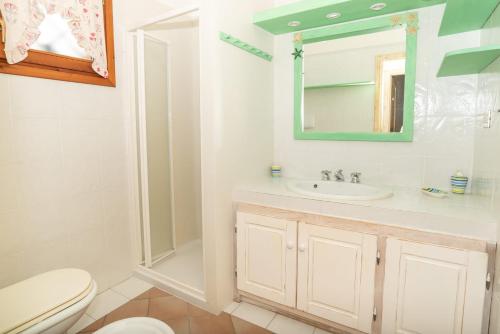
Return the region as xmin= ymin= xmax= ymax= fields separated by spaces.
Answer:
xmin=439 ymin=0 xmax=500 ymax=36
xmin=253 ymin=0 xmax=444 ymax=35
xmin=219 ymin=32 xmax=273 ymax=62
xmin=304 ymin=81 xmax=375 ymax=90
xmin=437 ymin=45 xmax=500 ymax=77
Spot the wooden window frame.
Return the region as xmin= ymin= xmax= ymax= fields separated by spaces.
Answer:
xmin=0 ymin=0 xmax=115 ymax=87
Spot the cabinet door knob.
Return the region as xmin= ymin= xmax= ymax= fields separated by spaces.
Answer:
xmin=286 ymin=241 xmax=294 ymax=250
xmin=298 ymin=244 xmax=307 ymax=252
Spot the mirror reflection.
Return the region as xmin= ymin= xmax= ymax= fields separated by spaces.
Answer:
xmin=302 ymin=28 xmax=406 ymax=133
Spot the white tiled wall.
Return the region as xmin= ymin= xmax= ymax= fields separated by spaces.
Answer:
xmin=0 ymin=2 xmax=140 ymax=291
xmin=273 ymin=5 xmax=481 ymax=191
xmin=473 ymin=5 xmax=500 ymax=333
xmin=0 ymin=0 xmax=180 ymax=292
xmin=0 ymin=74 xmax=133 ymax=291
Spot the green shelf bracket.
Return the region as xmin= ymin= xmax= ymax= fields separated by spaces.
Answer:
xmin=219 ymin=32 xmax=273 ymax=62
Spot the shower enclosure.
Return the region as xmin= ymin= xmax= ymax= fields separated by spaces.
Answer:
xmin=131 ymin=6 xmax=204 ymax=302
xmin=135 ymin=31 xmax=176 ymax=267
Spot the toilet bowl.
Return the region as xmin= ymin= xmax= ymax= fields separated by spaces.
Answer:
xmin=0 ymin=268 xmax=97 ymax=334
xmin=94 ymin=318 xmax=175 ymax=334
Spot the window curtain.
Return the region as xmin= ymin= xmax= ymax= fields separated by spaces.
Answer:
xmin=0 ymin=0 xmax=108 ymax=78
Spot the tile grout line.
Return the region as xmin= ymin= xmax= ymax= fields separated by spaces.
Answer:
xmin=109 ymin=287 xmax=134 ymax=301
xmin=228 ymin=302 xmax=240 ymax=314
xmin=265 ymin=312 xmax=278 ymax=329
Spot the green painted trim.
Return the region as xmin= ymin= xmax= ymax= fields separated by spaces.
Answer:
xmin=300 ymin=14 xmax=402 ymax=44
xmin=219 ymin=32 xmax=273 ymax=62
xmin=305 ymin=81 xmax=375 ymax=89
xmin=437 ymin=45 xmax=500 ymax=77
xmin=294 ymin=13 xmax=418 ymax=142
xmin=253 ymin=0 xmax=443 ymax=35
xmin=439 ymin=0 xmax=500 ymax=36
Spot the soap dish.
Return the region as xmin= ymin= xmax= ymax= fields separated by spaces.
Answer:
xmin=421 ymin=187 xmax=448 ymax=198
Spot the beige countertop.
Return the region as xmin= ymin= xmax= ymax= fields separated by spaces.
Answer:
xmin=233 ymin=178 xmax=498 ymax=243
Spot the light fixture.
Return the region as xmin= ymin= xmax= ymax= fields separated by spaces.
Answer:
xmin=370 ymin=3 xmax=387 ymax=11
xmin=326 ymin=12 xmax=341 ymax=20
xmin=287 ymin=21 xmax=301 ymax=27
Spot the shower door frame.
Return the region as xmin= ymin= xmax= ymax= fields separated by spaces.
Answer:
xmin=135 ymin=30 xmax=177 ymax=268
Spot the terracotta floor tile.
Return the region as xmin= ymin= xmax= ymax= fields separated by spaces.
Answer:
xmin=77 ymin=317 xmax=105 ymax=333
xmin=232 ymin=315 xmax=273 ymax=334
xmin=154 ymin=316 xmax=190 ymax=334
xmin=148 ymin=295 xmax=189 ymax=320
xmin=103 ymin=299 xmax=149 ymax=325
xmin=188 ymin=304 xmax=212 ymax=318
xmin=133 ymin=290 xmax=151 ymax=300
xmin=190 ymin=313 xmax=236 ymax=334
xmin=149 ymin=287 xmax=171 ymax=299
xmin=134 ymin=287 xmax=171 ymax=300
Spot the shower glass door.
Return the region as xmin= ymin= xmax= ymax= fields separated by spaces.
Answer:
xmin=135 ymin=30 xmax=175 ymax=267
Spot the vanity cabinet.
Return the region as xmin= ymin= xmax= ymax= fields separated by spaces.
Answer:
xmin=382 ymin=239 xmax=488 ymax=334
xmin=235 ymin=208 xmax=491 ymax=334
xmin=237 ymin=212 xmax=378 ymax=332
xmin=236 ymin=212 xmax=297 ymax=307
xmin=297 ymin=223 xmax=377 ymax=333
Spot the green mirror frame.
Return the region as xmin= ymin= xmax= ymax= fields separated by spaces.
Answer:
xmin=294 ymin=13 xmax=419 ymax=142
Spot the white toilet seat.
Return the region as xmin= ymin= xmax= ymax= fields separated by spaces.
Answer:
xmin=94 ymin=317 xmax=175 ymax=334
xmin=0 ymin=269 xmax=94 ymax=334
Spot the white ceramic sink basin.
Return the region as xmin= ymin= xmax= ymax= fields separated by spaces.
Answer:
xmin=287 ymin=180 xmax=393 ymax=201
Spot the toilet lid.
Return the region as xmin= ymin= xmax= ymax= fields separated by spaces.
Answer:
xmin=94 ymin=317 xmax=175 ymax=334
xmin=0 ymin=268 xmax=92 ymax=334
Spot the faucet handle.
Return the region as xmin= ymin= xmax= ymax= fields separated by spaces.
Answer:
xmin=321 ymin=170 xmax=332 ymax=180
xmin=350 ymin=172 xmax=362 ymax=183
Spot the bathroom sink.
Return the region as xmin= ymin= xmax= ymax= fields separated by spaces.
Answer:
xmin=287 ymin=180 xmax=393 ymax=201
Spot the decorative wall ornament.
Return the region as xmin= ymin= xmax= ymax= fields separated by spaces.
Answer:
xmin=293 ymin=33 xmax=302 ymax=43
xmin=0 ymin=0 xmax=108 ymax=77
xmin=292 ymin=47 xmax=303 ymax=59
xmin=390 ymin=15 xmax=402 ymax=26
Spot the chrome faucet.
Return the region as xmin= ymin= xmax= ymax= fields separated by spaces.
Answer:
xmin=321 ymin=170 xmax=332 ymax=181
xmin=351 ymin=172 xmax=362 ymax=184
xmin=334 ymin=169 xmax=345 ymax=182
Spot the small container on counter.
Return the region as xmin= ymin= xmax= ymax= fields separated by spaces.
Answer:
xmin=451 ymin=170 xmax=468 ymax=194
xmin=271 ymin=165 xmax=282 ymax=178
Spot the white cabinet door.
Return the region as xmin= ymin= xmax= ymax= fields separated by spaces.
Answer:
xmin=382 ymin=239 xmax=488 ymax=334
xmin=236 ymin=212 xmax=297 ymax=307
xmin=297 ymin=223 xmax=378 ymax=333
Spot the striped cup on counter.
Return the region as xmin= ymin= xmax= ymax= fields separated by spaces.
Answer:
xmin=450 ymin=175 xmax=468 ymax=194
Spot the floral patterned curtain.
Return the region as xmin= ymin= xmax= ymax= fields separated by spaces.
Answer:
xmin=0 ymin=0 xmax=108 ymax=78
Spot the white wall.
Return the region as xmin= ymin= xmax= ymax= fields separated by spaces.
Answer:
xmin=472 ymin=5 xmax=500 ymax=333
xmin=0 ymin=0 xmax=170 ymax=291
xmin=200 ymin=0 xmax=274 ymax=311
xmin=304 ymin=85 xmax=376 ymax=132
xmin=303 ymin=36 xmax=404 ymax=133
xmin=304 ymin=40 xmax=405 ymax=87
xmin=274 ymin=5 xmax=481 ymax=191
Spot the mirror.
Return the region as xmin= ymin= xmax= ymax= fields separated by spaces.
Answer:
xmin=294 ymin=14 xmax=418 ymax=142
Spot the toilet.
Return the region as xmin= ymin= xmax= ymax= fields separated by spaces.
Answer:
xmin=94 ymin=318 xmax=175 ymax=334
xmin=0 ymin=268 xmax=97 ymax=334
